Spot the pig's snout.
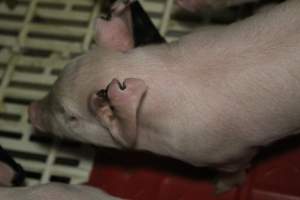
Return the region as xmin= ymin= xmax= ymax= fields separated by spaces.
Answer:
xmin=28 ymin=102 xmax=46 ymax=132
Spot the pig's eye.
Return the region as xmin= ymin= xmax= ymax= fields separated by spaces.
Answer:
xmin=68 ymin=116 xmax=77 ymax=122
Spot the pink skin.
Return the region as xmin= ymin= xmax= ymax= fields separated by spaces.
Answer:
xmin=0 ymin=183 xmax=120 ymax=200
xmin=176 ymin=0 xmax=209 ymax=12
xmin=96 ymin=1 xmax=134 ymax=52
xmin=0 ymin=162 xmax=15 ymax=186
xmin=29 ymin=102 xmax=46 ymax=132
xmin=176 ymin=0 xmax=259 ymax=11
xmin=29 ymin=0 xmax=300 ymax=190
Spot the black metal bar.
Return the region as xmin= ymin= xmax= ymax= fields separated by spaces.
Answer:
xmin=130 ymin=1 xmax=166 ymax=47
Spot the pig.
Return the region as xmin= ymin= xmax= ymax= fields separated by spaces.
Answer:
xmin=29 ymin=0 xmax=300 ymax=192
xmin=0 ymin=183 xmax=120 ymax=200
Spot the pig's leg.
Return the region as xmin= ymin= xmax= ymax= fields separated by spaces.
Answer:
xmin=214 ymin=148 xmax=257 ymax=193
xmin=215 ymin=171 xmax=246 ymax=194
xmin=95 ymin=0 xmax=134 ymax=51
xmin=110 ymin=0 xmax=133 ymax=14
xmin=105 ymin=0 xmax=166 ymax=47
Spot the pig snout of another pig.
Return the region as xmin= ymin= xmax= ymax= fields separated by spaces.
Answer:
xmin=29 ymin=0 xmax=300 ymax=192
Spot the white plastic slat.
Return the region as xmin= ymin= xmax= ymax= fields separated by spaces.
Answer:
xmin=5 ymin=87 xmax=47 ymax=100
xmin=35 ymin=8 xmax=91 ymax=22
xmin=0 ymin=4 xmax=92 ymax=21
xmin=38 ymin=0 xmax=95 ymax=6
xmin=2 ymin=103 xmax=26 ymax=114
xmin=16 ymin=55 xmax=68 ymax=70
xmin=30 ymin=23 xmax=87 ymax=37
xmin=0 ymin=36 xmax=18 ymax=47
xmin=25 ymin=38 xmax=82 ymax=53
xmin=0 ymin=137 xmax=51 ymax=154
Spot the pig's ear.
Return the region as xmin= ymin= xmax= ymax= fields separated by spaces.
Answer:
xmin=94 ymin=15 xmax=134 ymax=52
xmin=89 ymin=78 xmax=147 ymax=147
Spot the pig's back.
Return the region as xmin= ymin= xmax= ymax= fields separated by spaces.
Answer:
xmin=137 ymin=0 xmax=300 ymax=167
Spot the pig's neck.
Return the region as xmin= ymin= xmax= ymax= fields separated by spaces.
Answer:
xmin=119 ymin=44 xmax=204 ymax=159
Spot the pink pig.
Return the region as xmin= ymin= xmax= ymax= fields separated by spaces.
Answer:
xmin=29 ymin=0 xmax=300 ymax=192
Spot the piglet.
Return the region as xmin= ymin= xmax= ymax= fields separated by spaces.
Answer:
xmin=29 ymin=0 xmax=300 ymax=192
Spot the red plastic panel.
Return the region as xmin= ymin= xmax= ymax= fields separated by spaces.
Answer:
xmin=88 ymin=137 xmax=300 ymax=200
xmin=240 ymin=145 xmax=300 ymax=200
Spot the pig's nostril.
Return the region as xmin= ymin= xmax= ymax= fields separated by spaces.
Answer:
xmin=118 ymin=81 xmax=126 ymax=90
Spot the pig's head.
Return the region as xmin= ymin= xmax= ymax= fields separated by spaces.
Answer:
xmin=28 ymin=7 xmax=148 ymax=148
